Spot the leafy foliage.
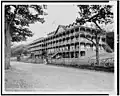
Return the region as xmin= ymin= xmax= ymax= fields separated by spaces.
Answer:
xmin=11 ymin=44 xmax=28 ymax=57
xmin=76 ymin=5 xmax=113 ymax=31
xmin=76 ymin=5 xmax=114 ymax=65
xmin=5 ymin=5 xmax=47 ymax=42
xmin=76 ymin=5 xmax=114 ymax=46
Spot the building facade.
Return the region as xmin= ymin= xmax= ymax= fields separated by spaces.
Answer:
xmin=27 ymin=23 xmax=113 ymax=66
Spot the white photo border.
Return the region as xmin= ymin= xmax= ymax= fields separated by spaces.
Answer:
xmin=1 ymin=1 xmax=118 ymax=95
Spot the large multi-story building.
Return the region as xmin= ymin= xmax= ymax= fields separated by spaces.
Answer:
xmin=27 ymin=23 xmax=113 ymax=66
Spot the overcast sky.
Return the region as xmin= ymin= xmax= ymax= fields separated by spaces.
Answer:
xmin=12 ymin=4 xmax=114 ymax=46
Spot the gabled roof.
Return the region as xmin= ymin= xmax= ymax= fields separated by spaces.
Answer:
xmin=54 ymin=25 xmax=67 ymax=35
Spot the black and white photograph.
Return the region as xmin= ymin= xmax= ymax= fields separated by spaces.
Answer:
xmin=1 ymin=0 xmax=118 ymax=95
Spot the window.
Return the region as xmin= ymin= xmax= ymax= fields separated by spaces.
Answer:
xmin=70 ymin=45 xmax=74 ymax=51
xmin=63 ymin=53 xmax=65 ymax=58
xmin=75 ymin=45 xmax=79 ymax=50
xmin=65 ymin=52 xmax=70 ymax=58
xmin=71 ymin=52 xmax=74 ymax=58
xmin=75 ymin=52 xmax=79 ymax=58
xmin=67 ymin=52 xmax=70 ymax=58
xmin=80 ymin=51 xmax=85 ymax=56
xmin=75 ymin=28 xmax=79 ymax=32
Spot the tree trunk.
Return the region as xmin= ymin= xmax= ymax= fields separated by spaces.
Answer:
xmin=96 ymin=35 xmax=99 ymax=66
xmin=5 ymin=22 xmax=11 ymax=70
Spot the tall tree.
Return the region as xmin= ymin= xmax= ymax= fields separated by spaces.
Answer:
xmin=76 ymin=5 xmax=113 ymax=65
xmin=5 ymin=5 xmax=47 ymax=69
